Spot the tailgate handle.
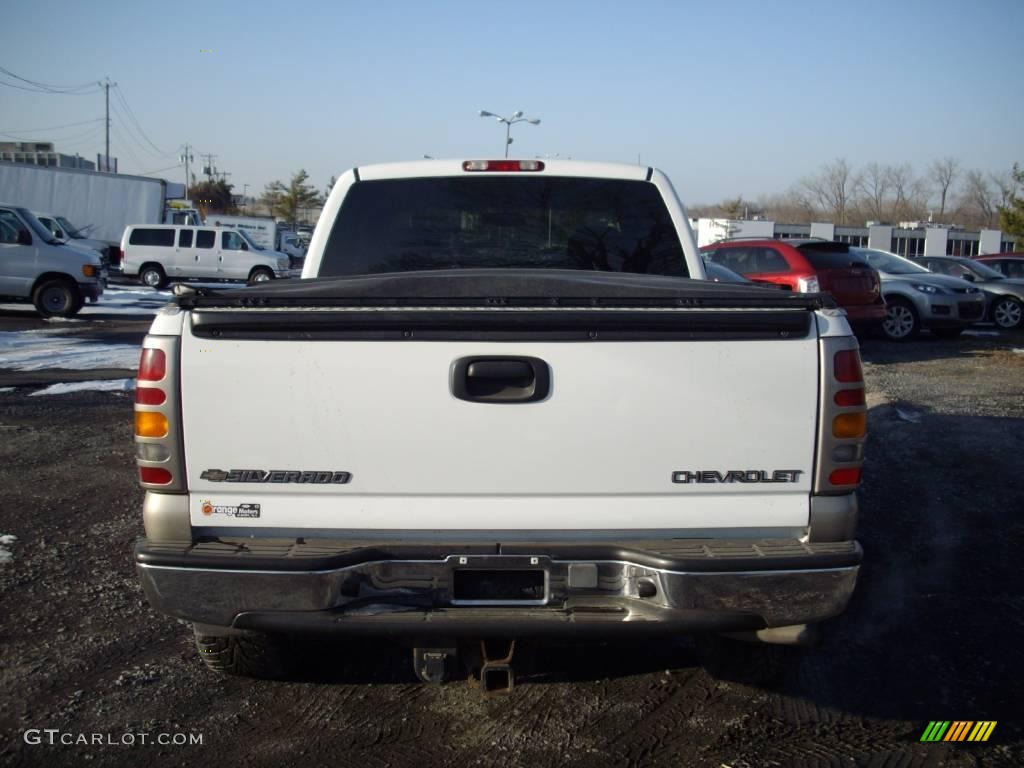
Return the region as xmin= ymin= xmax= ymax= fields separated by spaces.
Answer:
xmin=468 ymin=361 xmax=532 ymax=379
xmin=452 ymin=357 xmax=550 ymax=403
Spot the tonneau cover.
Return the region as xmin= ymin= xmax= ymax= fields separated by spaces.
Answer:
xmin=174 ymin=268 xmax=833 ymax=310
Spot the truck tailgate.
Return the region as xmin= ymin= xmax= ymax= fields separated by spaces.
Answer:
xmin=180 ymin=322 xmax=820 ymax=532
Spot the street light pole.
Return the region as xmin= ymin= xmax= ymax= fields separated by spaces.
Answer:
xmin=478 ymin=110 xmax=542 ymax=158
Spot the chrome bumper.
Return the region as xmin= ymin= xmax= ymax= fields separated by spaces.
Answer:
xmin=135 ymin=539 xmax=861 ymax=636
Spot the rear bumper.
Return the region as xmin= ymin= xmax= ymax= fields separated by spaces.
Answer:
xmin=134 ymin=537 xmax=861 ymax=636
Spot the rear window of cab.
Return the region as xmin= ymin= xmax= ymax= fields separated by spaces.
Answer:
xmin=319 ymin=176 xmax=688 ymax=278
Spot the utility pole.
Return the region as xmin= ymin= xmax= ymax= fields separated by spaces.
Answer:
xmin=180 ymin=143 xmax=194 ymax=197
xmin=100 ymin=77 xmax=116 ymax=172
xmin=201 ymin=153 xmax=217 ymax=181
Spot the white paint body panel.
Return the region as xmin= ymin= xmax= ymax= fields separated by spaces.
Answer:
xmin=180 ymin=329 xmax=819 ymax=530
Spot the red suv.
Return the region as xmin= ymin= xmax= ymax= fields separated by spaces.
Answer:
xmin=701 ymin=239 xmax=885 ymax=329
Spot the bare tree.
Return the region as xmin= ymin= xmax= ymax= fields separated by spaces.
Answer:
xmin=991 ymin=171 xmax=1018 ymax=211
xmin=886 ymin=164 xmax=928 ymax=222
xmin=959 ymin=169 xmax=996 ymax=227
xmin=855 ymin=162 xmax=892 ymax=222
xmin=929 ymin=157 xmax=960 ymax=219
xmin=799 ymin=158 xmax=858 ymax=224
xmin=756 ymin=190 xmax=815 ymax=224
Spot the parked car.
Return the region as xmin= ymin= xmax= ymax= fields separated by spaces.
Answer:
xmin=975 ymin=253 xmax=1024 ymax=280
xmin=120 ymin=225 xmax=292 ymax=288
xmin=702 ymin=259 xmax=750 ymax=284
xmin=915 ymin=255 xmax=1024 ymax=331
xmin=848 ymin=248 xmax=985 ymax=340
xmin=700 ymin=239 xmax=885 ymax=331
xmin=33 ymin=212 xmax=112 ymax=264
xmin=0 ymin=203 xmax=105 ymax=316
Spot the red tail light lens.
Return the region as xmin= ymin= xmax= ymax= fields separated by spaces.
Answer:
xmin=136 ymin=387 xmax=166 ymax=405
xmin=834 ymin=388 xmax=866 ymax=407
xmin=828 ymin=468 xmax=862 ymax=486
xmin=139 ymin=349 xmax=166 ymax=382
xmin=139 ymin=467 xmax=172 ymax=485
xmin=834 ymin=350 xmax=863 ymax=383
xmin=462 ymin=160 xmax=544 ymax=172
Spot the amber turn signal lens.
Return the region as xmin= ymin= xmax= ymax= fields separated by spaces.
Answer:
xmin=81 ymin=264 xmax=97 ymax=277
xmin=832 ymin=412 xmax=866 ymax=438
xmin=135 ymin=411 xmax=168 ymax=437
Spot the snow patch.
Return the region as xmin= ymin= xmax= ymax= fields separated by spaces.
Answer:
xmin=30 ymin=379 xmax=135 ymax=396
xmin=0 ymin=387 xmax=14 ymax=393
xmin=0 ymin=534 xmax=15 ymax=564
xmin=962 ymin=330 xmax=1000 ymax=337
xmin=0 ymin=331 xmax=140 ymax=371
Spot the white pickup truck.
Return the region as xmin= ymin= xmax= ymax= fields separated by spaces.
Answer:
xmin=132 ymin=159 xmax=865 ymax=687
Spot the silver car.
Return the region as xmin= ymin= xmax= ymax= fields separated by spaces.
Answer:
xmin=849 ymin=248 xmax=986 ymax=340
xmin=916 ymin=255 xmax=1024 ymax=331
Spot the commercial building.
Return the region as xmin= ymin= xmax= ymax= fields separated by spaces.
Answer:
xmin=0 ymin=141 xmax=96 ymax=171
xmin=692 ymin=218 xmax=1018 ymax=256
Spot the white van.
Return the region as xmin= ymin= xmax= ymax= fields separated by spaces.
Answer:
xmin=120 ymin=225 xmax=291 ymax=288
xmin=0 ymin=203 xmax=105 ymax=317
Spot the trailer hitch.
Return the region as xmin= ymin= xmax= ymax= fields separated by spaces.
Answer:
xmin=478 ymin=639 xmax=516 ymax=694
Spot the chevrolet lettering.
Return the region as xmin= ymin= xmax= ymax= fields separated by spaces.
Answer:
xmin=199 ymin=469 xmax=351 ymax=484
xmin=672 ymin=470 xmax=803 ymax=484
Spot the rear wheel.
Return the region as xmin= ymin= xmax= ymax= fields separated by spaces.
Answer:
xmin=193 ymin=627 xmax=293 ymax=679
xmin=248 ymin=267 xmax=273 ymax=285
xmin=881 ymin=297 xmax=919 ymax=341
xmin=991 ymin=296 xmax=1023 ymax=330
xmin=139 ymin=264 xmax=166 ymax=289
xmin=32 ymin=278 xmax=83 ymax=318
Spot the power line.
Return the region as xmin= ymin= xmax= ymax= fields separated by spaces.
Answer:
xmin=0 ymin=124 xmax=108 ymax=144
xmin=137 ymin=162 xmax=183 ymax=177
xmin=0 ymin=118 xmax=104 ymax=134
xmin=112 ymin=85 xmax=171 ymax=156
xmin=109 ymin=122 xmax=143 ymax=171
xmin=109 ymin=102 xmax=165 ymax=159
xmin=0 ymin=66 xmax=100 ymax=94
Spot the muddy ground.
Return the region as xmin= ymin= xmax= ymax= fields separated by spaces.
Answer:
xmin=1 ymin=331 xmax=1022 ymax=767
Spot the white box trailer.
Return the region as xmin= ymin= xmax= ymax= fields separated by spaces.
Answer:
xmin=0 ymin=161 xmax=194 ymax=247
xmin=203 ymin=214 xmax=277 ymax=250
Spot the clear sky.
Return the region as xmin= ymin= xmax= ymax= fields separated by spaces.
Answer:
xmin=2 ymin=0 xmax=1022 ymax=204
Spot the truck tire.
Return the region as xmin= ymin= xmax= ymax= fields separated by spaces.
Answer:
xmin=139 ymin=264 xmax=167 ymax=289
xmin=881 ymin=297 xmax=919 ymax=341
xmin=33 ymin=278 xmax=83 ymax=318
xmin=193 ymin=627 xmax=292 ymax=679
xmin=248 ymin=267 xmax=273 ymax=285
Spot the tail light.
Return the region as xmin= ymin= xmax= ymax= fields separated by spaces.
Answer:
xmin=134 ymin=337 xmax=185 ymax=491
xmin=815 ymin=336 xmax=867 ymax=494
xmin=111 ymin=247 xmax=123 ymax=266
xmin=797 ymin=276 xmax=820 ymax=293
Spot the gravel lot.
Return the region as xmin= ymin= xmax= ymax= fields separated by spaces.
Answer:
xmin=1 ymin=328 xmax=1022 ymax=767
